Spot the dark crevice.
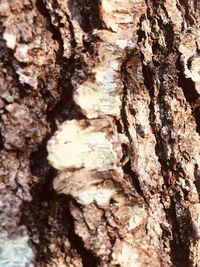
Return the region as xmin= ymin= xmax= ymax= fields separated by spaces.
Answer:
xmin=120 ymin=56 xmax=133 ymax=141
xmin=142 ymin=61 xmax=191 ymax=267
xmin=142 ymin=63 xmax=176 ymax=197
xmin=194 ymin=109 xmax=200 ymax=135
xmin=68 ymin=0 xmax=104 ymax=32
xmin=20 ymin=173 xmax=60 ymax=264
xmin=46 ymin=63 xmax=87 ymax=130
xmin=65 ymin=200 xmax=99 ymax=267
xmin=144 ymin=0 xmax=175 ymax=56
xmin=120 ymin=55 xmax=146 ymax=202
xmin=21 ymin=162 xmax=99 ymax=267
xmin=152 ymin=2 xmax=175 ymax=55
xmin=177 ymin=58 xmax=200 ymax=135
xmin=36 ymin=0 xmax=64 ymax=59
xmin=139 ymin=18 xmax=191 ymax=263
xmin=29 ymin=134 xmax=52 ymax=179
xmin=142 ymin=4 xmax=192 ymax=265
xmin=140 ymin=0 xmax=177 ymax=172
xmin=0 ymin=130 xmax=4 ymax=150
xmin=142 ymin=64 xmax=168 ymax=169
xmin=0 ymin=34 xmax=31 ymax=98
xmin=179 ymin=0 xmax=196 ymax=26
xmin=137 ymin=15 xmax=146 ymax=44
xmin=115 ymin=118 xmax=123 ymax=134
xmin=36 ymin=0 xmax=86 ymax=128
xmin=65 ymin=12 xmax=77 ymax=50
xmin=36 ymin=0 xmax=83 ymax=124
xmin=123 ymin=158 xmax=147 ymax=203
xmin=141 ymin=64 xmax=156 ymax=120
xmin=193 ymin=0 xmax=200 ymax=12
xmin=82 ymin=33 xmax=98 ymax=54
xmin=168 ymin=200 xmax=190 ymax=267
xmin=20 ymin=1 xmax=91 ymax=266
xmin=194 ymin=164 xmax=200 ymax=201
xmin=177 ymin=61 xmax=198 ymax=102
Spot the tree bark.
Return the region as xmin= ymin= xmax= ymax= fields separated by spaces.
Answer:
xmin=1 ymin=0 xmax=200 ymax=266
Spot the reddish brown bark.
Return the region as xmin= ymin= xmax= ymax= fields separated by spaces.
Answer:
xmin=1 ymin=1 xmax=200 ymax=266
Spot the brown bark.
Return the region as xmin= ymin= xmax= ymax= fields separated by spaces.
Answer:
xmin=0 ymin=0 xmax=200 ymax=266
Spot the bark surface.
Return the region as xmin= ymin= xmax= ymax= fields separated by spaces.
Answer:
xmin=0 ymin=0 xmax=200 ymax=266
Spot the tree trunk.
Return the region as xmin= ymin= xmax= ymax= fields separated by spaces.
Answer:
xmin=1 ymin=0 xmax=200 ymax=266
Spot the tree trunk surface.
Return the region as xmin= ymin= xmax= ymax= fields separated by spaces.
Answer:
xmin=1 ymin=0 xmax=200 ymax=266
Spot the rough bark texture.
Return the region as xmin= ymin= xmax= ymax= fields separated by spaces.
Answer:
xmin=1 ymin=0 xmax=200 ymax=266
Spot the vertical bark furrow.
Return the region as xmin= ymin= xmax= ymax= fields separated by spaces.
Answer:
xmin=140 ymin=1 xmax=200 ymax=266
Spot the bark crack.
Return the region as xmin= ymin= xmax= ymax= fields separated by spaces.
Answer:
xmin=36 ymin=0 xmax=86 ymax=128
xmin=141 ymin=1 xmax=192 ymax=265
xmin=120 ymin=55 xmax=146 ymax=202
xmin=177 ymin=57 xmax=200 ymax=136
xmin=19 ymin=1 xmax=93 ymax=265
xmin=73 ymin=0 xmax=104 ymax=32
xmin=142 ymin=61 xmax=191 ymax=267
xmin=0 ymin=30 xmax=32 ymax=98
xmin=36 ymin=0 xmax=64 ymax=59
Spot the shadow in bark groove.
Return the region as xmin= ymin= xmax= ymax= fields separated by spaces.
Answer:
xmin=194 ymin=164 xmax=200 ymax=202
xmin=20 ymin=79 xmax=94 ymax=267
xmin=179 ymin=0 xmax=196 ymax=26
xmin=0 ymin=30 xmax=32 ymax=98
xmin=142 ymin=62 xmax=191 ymax=267
xmin=21 ymin=179 xmax=98 ymax=266
xmin=123 ymin=158 xmax=146 ymax=202
xmin=167 ymin=200 xmax=190 ymax=267
xmin=36 ymin=0 xmax=64 ymax=59
xmin=65 ymin=199 xmax=99 ymax=267
xmin=0 ymin=130 xmax=4 ymax=150
xmin=19 ymin=1 xmax=98 ymax=265
xmin=142 ymin=64 xmax=170 ymax=173
xmin=36 ymin=0 xmax=87 ymax=128
xmin=46 ymin=57 xmax=87 ymax=128
xmin=68 ymin=0 xmax=104 ymax=32
xmin=139 ymin=2 xmax=192 ymax=262
xmin=177 ymin=58 xmax=200 ymax=135
xmin=120 ymin=55 xmax=147 ymax=202
xmin=21 ymin=137 xmax=98 ymax=266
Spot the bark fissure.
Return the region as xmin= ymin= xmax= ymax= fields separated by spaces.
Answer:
xmin=143 ymin=62 xmax=191 ymax=267
xmin=23 ymin=138 xmax=99 ymax=266
xmin=0 ymin=36 xmax=31 ymax=99
xmin=19 ymin=1 xmax=93 ymax=265
xmin=120 ymin=56 xmax=146 ymax=201
xmin=36 ymin=0 xmax=64 ymax=59
xmin=168 ymin=201 xmax=190 ymax=267
xmin=71 ymin=0 xmax=104 ymax=32
xmin=36 ymin=0 xmax=86 ymax=125
xmin=141 ymin=1 xmax=195 ymax=265
xmin=65 ymin=200 xmax=99 ymax=267
xmin=179 ymin=0 xmax=196 ymax=26
xmin=177 ymin=58 xmax=200 ymax=135
xmin=142 ymin=64 xmax=168 ymax=173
